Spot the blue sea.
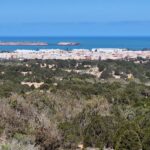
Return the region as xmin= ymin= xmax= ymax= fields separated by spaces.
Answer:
xmin=0 ymin=37 xmax=150 ymax=51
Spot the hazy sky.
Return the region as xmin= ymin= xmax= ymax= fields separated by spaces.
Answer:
xmin=0 ymin=0 xmax=150 ymax=36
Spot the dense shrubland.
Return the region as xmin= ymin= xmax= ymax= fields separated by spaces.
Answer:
xmin=0 ymin=59 xmax=150 ymax=149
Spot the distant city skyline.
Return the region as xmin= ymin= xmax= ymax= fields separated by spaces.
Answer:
xmin=0 ymin=0 xmax=150 ymax=36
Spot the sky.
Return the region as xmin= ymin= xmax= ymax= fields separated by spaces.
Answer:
xmin=0 ymin=0 xmax=150 ymax=36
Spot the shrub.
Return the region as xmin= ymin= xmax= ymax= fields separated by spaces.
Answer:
xmin=35 ymin=127 xmax=61 ymax=150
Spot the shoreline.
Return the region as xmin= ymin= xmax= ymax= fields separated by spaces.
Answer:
xmin=0 ymin=48 xmax=149 ymax=60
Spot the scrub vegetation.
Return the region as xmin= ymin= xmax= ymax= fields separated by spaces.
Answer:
xmin=0 ymin=59 xmax=150 ymax=150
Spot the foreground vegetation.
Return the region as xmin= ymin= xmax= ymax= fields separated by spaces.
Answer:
xmin=0 ymin=59 xmax=150 ymax=149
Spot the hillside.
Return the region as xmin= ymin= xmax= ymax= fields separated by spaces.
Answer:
xmin=0 ymin=59 xmax=150 ymax=150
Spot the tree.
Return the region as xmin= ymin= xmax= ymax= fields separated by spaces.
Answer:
xmin=83 ymin=116 xmax=116 ymax=149
xmin=115 ymin=130 xmax=142 ymax=150
xmin=97 ymin=62 xmax=107 ymax=72
xmin=142 ymin=128 xmax=150 ymax=150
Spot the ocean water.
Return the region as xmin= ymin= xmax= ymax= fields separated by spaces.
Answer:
xmin=0 ymin=37 xmax=150 ymax=51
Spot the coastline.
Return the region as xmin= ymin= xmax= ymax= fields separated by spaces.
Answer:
xmin=0 ymin=48 xmax=149 ymax=60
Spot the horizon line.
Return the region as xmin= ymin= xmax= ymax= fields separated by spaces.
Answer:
xmin=0 ymin=35 xmax=150 ymax=38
